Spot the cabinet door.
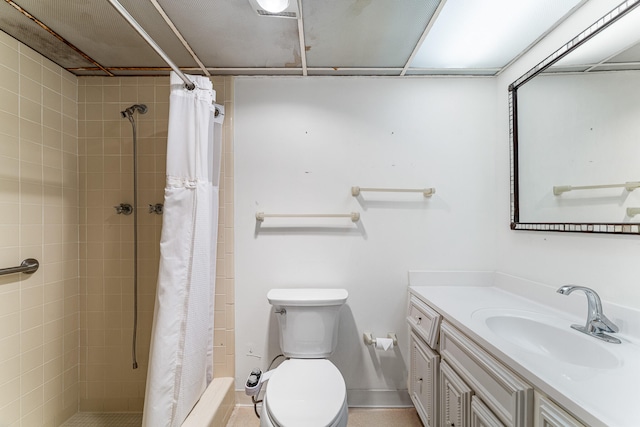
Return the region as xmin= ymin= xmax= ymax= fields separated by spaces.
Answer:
xmin=409 ymin=332 xmax=439 ymax=427
xmin=534 ymin=393 xmax=585 ymax=427
xmin=471 ymin=396 xmax=506 ymax=427
xmin=440 ymin=360 xmax=472 ymax=427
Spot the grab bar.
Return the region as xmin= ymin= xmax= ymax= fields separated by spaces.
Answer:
xmin=553 ymin=181 xmax=640 ymax=196
xmin=351 ymin=186 xmax=436 ymax=197
xmin=627 ymin=208 xmax=640 ymax=217
xmin=256 ymin=212 xmax=360 ymax=222
xmin=0 ymin=258 xmax=39 ymax=276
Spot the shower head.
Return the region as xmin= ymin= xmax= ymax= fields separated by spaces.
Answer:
xmin=120 ymin=104 xmax=148 ymax=118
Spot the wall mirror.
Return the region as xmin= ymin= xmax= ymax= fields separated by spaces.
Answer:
xmin=510 ymin=0 xmax=640 ymax=234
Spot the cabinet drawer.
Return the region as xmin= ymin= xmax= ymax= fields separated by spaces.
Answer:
xmin=440 ymin=322 xmax=533 ymax=427
xmin=534 ymin=393 xmax=585 ymax=427
xmin=407 ymin=295 xmax=441 ymax=349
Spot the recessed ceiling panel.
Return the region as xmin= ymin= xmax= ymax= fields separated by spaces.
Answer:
xmin=0 ymin=2 xmax=95 ymax=70
xmin=302 ymin=0 xmax=442 ymax=68
xmin=157 ymin=0 xmax=301 ymax=68
xmin=608 ymin=42 xmax=640 ymax=65
xmin=405 ymin=68 xmax=498 ymax=76
xmin=592 ymin=64 xmax=640 ymax=71
xmin=73 ymin=69 xmax=169 ymax=76
xmin=207 ymin=69 xmax=303 ymax=76
xmin=307 ymin=68 xmax=403 ymax=76
xmin=554 ymin=4 xmax=640 ymax=68
xmin=13 ymin=0 xmax=197 ymax=68
xmin=411 ymin=0 xmax=582 ymax=69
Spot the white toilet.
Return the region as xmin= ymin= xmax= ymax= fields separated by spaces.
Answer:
xmin=260 ymin=288 xmax=349 ymax=427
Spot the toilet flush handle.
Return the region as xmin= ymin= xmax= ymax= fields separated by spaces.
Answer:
xmin=275 ymin=307 xmax=286 ymax=315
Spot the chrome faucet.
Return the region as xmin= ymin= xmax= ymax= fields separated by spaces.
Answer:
xmin=557 ymin=285 xmax=620 ymax=344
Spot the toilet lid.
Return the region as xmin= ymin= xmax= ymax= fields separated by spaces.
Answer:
xmin=266 ymin=359 xmax=346 ymax=427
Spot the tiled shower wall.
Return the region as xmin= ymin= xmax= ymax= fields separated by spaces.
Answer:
xmin=78 ymin=76 xmax=235 ymax=411
xmin=0 ymin=33 xmax=79 ymax=426
xmin=1 ymin=29 xmax=235 ymax=423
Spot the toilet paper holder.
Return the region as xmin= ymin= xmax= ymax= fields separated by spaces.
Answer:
xmin=363 ymin=332 xmax=398 ymax=347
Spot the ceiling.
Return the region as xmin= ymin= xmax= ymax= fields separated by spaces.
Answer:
xmin=0 ymin=0 xmax=594 ymax=78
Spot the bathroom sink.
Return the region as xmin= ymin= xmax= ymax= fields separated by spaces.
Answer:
xmin=472 ymin=309 xmax=621 ymax=369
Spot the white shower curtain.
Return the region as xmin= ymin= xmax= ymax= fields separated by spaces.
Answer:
xmin=143 ymin=72 xmax=224 ymax=427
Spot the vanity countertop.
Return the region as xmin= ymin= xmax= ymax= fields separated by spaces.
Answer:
xmin=409 ymin=281 xmax=640 ymax=427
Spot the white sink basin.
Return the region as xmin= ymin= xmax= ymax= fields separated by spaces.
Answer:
xmin=473 ymin=309 xmax=621 ymax=369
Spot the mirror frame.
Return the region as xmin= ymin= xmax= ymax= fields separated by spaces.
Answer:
xmin=509 ymin=0 xmax=640 ymax=235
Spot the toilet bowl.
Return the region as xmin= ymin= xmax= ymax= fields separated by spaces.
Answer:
xmin=260 ymin=359 xmax=348 ymax=427
xmin=260 ymin=288 xmax=349 ymax=427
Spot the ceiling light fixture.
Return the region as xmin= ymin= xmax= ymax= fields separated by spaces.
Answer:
xmin=248 ymin=0 xmax=298 ymax=18
xmin=256 ymin=0 xmax=289 ymax=13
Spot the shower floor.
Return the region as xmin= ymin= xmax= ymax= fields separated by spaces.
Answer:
xmin=60 ymin=412 xmax=142 ymax=426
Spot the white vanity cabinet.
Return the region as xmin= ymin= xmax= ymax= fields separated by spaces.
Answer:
xmin=407 ymin=278 xmax=637 ymax=427
xmin=408 ymin=291 xmax=533 ymax=427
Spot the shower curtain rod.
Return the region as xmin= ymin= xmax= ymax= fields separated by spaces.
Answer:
xmin=107 ymin=0 xmax=196 ymax=90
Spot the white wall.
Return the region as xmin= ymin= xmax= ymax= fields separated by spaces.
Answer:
xmin=233 ymin=77 xmax=498 ymax=402
xmin=496 ymin=0 xmax=640 ymax=308
xmin=232 ymin=1 xmax=640 ymax=402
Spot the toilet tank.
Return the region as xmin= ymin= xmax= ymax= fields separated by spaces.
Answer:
xmin=267 ymin=289 xmax=348 ymax=358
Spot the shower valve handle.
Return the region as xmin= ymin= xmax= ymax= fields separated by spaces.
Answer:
xmin=149 ymin=203 xmax=164 ymax=215
xmin=114 ymin=203 xmax=133 ymax=215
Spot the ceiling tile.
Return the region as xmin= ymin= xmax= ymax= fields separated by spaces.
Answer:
xmin=302 ymin=0 xmax=442 ymax=68
xmin=10 ymin=0 xmax=197 ymax=69
xmin=307 ymin=68 xmax=403 ymax=76
xmin=405 ymin=69 xmax=498 ymax=76
xmin=609 ymin=42 xmax=640 ymax=64
xmin=157 ymin=0 xmax=301 ymax=69
xmin=0 ymin=2 xmax=95 ymax=70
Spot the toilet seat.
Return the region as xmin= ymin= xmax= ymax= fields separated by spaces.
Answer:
xmin=264 ymin=359 xmax=347 ymax=427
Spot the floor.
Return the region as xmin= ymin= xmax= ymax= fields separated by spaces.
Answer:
xmin=226 ymin=407 xmax=424 ymax=427
xmin=58 ymin=408 xmax=423 ymax=426
xmin=60 ymin=413 xmax=143 ymax=426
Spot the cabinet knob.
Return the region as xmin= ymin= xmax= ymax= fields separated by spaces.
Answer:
xmin=417 ymin=316 xmax=422 ymax=325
